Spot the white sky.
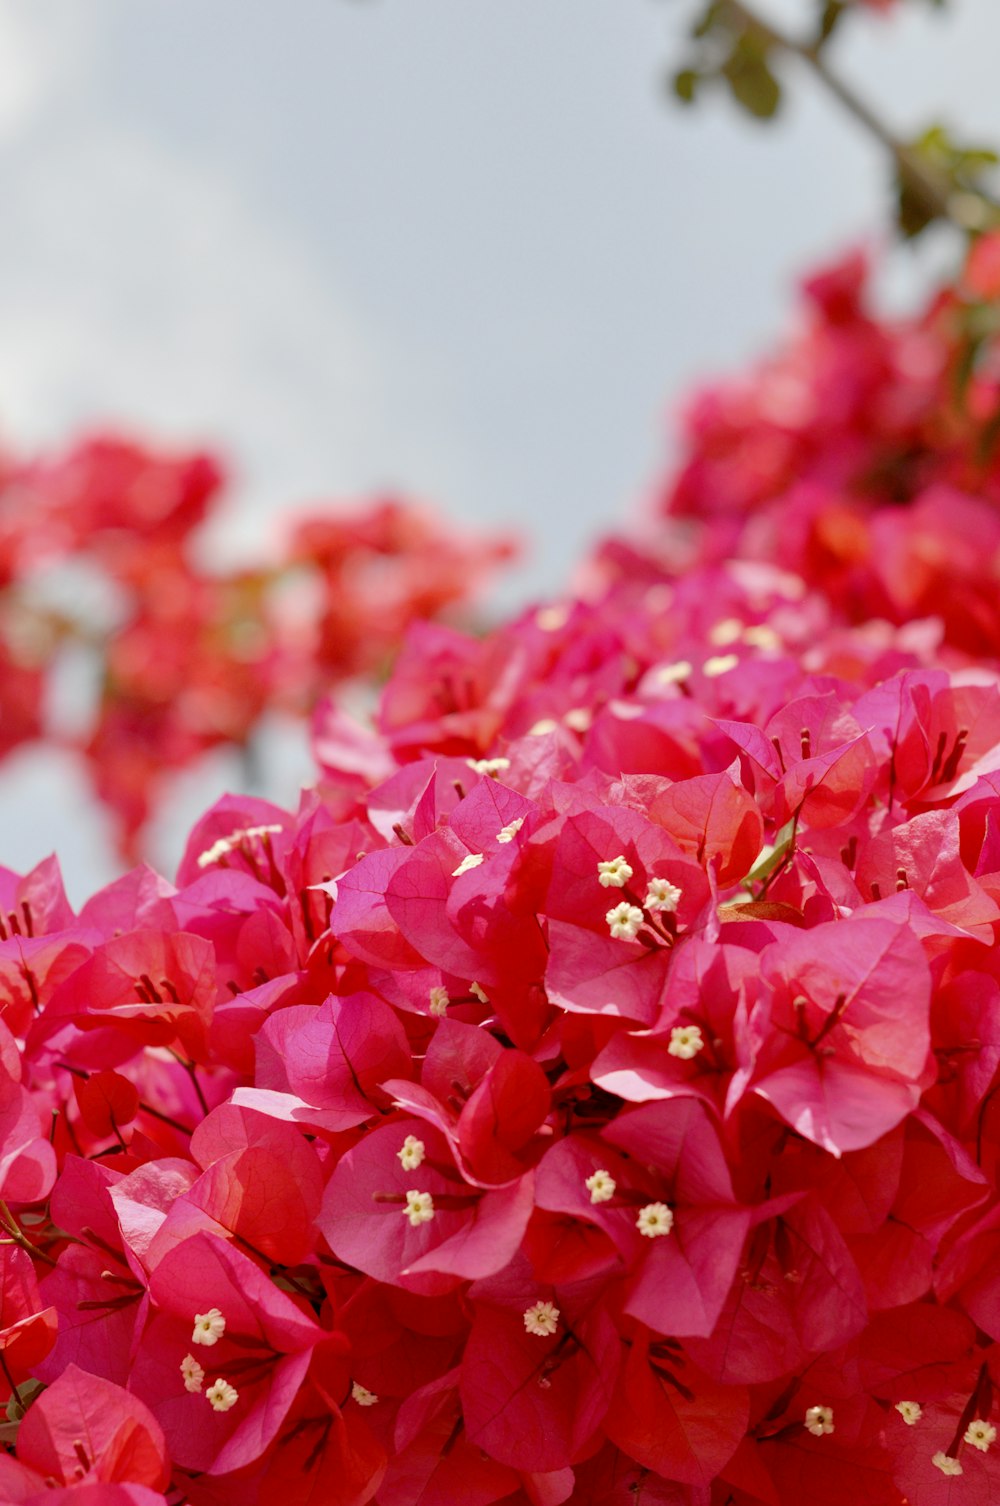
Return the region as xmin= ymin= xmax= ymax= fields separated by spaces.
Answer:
xmin=0 ymin=0 xmax=996 ymax=895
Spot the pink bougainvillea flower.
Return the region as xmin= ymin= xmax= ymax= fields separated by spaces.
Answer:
xmin=129 ymin=1230 xmax=323 ymax=1474
xmin=319 ymin=1117 xmax=535 ymax=1290
xmin=459 ymin=1256 xmax=620 ymax=1472
xmin=11 ymin=1363 xmax=170 ymax=1489
xmin=729 ymin=914 xmax=934 ymax=1154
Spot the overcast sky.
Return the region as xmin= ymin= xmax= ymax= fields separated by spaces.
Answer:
xmin=0 ymin=0 xmax=997 ymax=895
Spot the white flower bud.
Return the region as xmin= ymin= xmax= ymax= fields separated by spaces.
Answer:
xmin=606 ymin=902 xmax=644 ymax=940
xmin=191 ymin=1307 xmax=226 ymax=1347
xmin=932 ymin=1452 xmax=963 ymax=1477
xmin=523 ymin=1300 xmax=560 ymax=1337
xmin=636 ymin=1202 xmax=674 ymax=1238
xmin=397 ymin=1135 xmax=426 ymax=1170
xmin=598 ymin=856 xmax=633 ymax=889
xmin=645 ymin=877 xmax=682 ymax=913
xmin=585 ymin=1168 xmax=616 ymax=1204
xmin=403 ymin=1190 xmax=435 ymax=1227
xmin=206 ymin=1378 xmax=239 ymax=1412
xmin=804 ymin=1406 xmax=834 ymax=1437
xmin=452 ymin=852 xmax=485 ymax=877
xmin=667 ymin=1025 xmax=704 ymax=1060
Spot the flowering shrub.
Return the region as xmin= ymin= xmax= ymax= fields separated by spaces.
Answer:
xmin=0 ymin=434 xmax=514 ymax=859
xmin=1 ymin=338 xmax=1000 ymax=1502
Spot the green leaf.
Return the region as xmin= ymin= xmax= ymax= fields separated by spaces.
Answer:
xmin=742 ymin=818 xmax=796 ymax=890
xmin=673 ymin=68 xmax=701 ymax=104
xmin=723 ymin=37 xmax=781 ymax=121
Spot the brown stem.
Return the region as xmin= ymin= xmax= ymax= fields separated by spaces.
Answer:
xmin=720 ymin=0 xmax=995 ymax=232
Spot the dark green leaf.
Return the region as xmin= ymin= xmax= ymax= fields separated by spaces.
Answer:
xmin=673 ymin=68 xmax=702 ymax=104
xmin=723 ymin=42 xmax=781 ymax=121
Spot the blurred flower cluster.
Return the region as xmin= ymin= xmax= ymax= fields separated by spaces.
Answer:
xmin=1 ymin=232 xmax=1000 ymax=1501
xmin=0 ymin=435 xmax=515 ymax=859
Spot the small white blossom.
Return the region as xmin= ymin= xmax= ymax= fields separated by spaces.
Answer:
xmin=965 ymin=1419 xmax=997 ymax=1452
xmin=585 ymin=1168 xmax=616 ymax=1204
xmin=467 ymin=757 xmax=511 ymax=776
xmin=528 ymin=718 xmax=558 ymax=736
xmin=703 ymin=653 xmax=739 ymax=678
xmin=563 ymin=707 xmax=591 ymax=732
xmin=206 ymin=1378 xmax=239 ymax=1412
xmin=932 ymin=1452 xmax=963 ymax=1477
xmin=536 ymin=604 xmax=570 ymax=632
xmin=497 ymin=817 xmax=524 ymax=844
xmin=352 ymin=1382 xmax=379 ymax=1406
xmin=428 ymin=986 xmax=450 ymax=1017
xmin=668 ymin=1025 xmax=705 ymax=1060
xmin=636 ymin=1202 xmax=674 ymax=1239
xmin=403 ymin=1190 xmax=435 ymax=1227
xmin=180 ymin=1354 xmax=205 ymax=1393
xmin=191 ymin=1307 xmax=226 ymax=1347
xmin=523 ymin=1300 xmax=560 ymax=1337
xmin=645 ymin=877 xmax=682 ymax=913
xmin=469 ymin=981 xmax=490 ymax=1003
xmin=895 ymin=1400 xmax=922 ymax=1426
xmin=709 ymin=617 xmax=743 ymax=646
xmin=804 ymin=1406 xmax=834 ymax=1437
xmin=397 ymin=1135 xmax=426 ymax=1171
xmin=452 ymin=852 xmax=485 ymax=877
xmin=196 ymin=824 xmax=283 ymax=868
xmin=655 ymin=661 xmax=693 ymax=686
xmin=606 ymin=902 xmax=644 ymax=940
xmin=743 ymin=624 xmax=781 ymax=650
xmin=598 ymin=856 xmax=634 ymax=889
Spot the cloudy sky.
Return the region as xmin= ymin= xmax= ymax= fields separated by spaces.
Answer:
xmin=0 ymin=0 xmax=997 ymax=893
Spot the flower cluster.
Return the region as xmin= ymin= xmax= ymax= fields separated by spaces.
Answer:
xmin=641 ymin=239 xmax=1000 ymax=662
xmin=0 ymin=442 xmax=997 ymax=1503
xmin=0 ymin=434 xmax=513 ymax=858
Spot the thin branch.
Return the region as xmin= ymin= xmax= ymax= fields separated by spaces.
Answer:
xmin=720 ymin=0 xmax=995 ymax=232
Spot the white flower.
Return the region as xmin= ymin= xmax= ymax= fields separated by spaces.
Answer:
xmin=403 ymin=1190 xmax=435 ymax=1226
xmin=205 ymin=1378 xmax=239 ymax=1412
xmin=606 ymin=902 xmax=644 ymax=940
xmin=703 ymin=654 xmax=739 ymax=678
xmin=352 ymin=1382 xmax=379 ymax=1406
xmin=191 ymin=1307 xmax=226 ymax=1346
xmin=196 ymin=823 xmax=283 ymax=868
xmin=932 ymin=1452 xmax=963 ymax=1477
xmin=497 ymin=817 xmax=524 ymax=844
xmin=397 ymin=1135 xmax=426 ymax=1171
xmin=804 ymin=1406 xmax=834 ymax=1437
xmin=667 ymin=1025 xmax=705 ymax=1060
xmin=636 ymin=1202 xmax=674 ymax=1238
xmin=536 ymin=604 xmax=569 ymax=632
xmin=655 ymin=660 xmax=693 ymax=685
xmin=965 ymin=1418 xmax=997 ymax=1452
xmin=709 ymin=617 xmax=743 ymax=647
xmin=452 ymin=852 xmax=485 ymax=877
xmin=645 ymin=877 xmax=682 ymax=913
xmin=895 ymin=1400 xmax=922 ymax=1426
xmin=428 ymin=986 xmax=450 ymax=1017
xmin=180 ymin=1354 xmax=205 ymax=1393
xmin=597 ymin=856 xmax=634 ymax=889
xmin=585 ymin=1168 xmax=616 ymax=1204
xmin=523 ymin=1300 xmax=560 ymax=1337
xmin=467 ymin=757 xmax=511 ymax=776
xmin=469 ymin=981 xmax=490 ymax=1003
xmin=743 ymin=624 xmax=781 ymax=650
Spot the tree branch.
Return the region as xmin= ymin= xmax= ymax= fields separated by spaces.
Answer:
xmin=720 ymin=0 xmax=995 ymax=233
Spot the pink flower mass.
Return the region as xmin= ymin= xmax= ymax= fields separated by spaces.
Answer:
xmin=6 ymin=221 xmax=1000 ymax=1500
